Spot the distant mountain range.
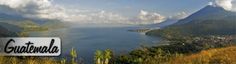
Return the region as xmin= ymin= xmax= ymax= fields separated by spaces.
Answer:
xmin=0 ymin=6 xmax=66 ymax=37
xmin=146 ymin=5 xmax=236 ymax=37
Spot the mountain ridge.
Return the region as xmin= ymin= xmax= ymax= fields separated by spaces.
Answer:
xmin=146 ymin=5 xmax=236 ymax=37
xmin=176 ymin=5 xmax=236 ymax=25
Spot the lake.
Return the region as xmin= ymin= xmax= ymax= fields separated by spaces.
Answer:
xmin=29 ymin=26 xmax=161 ymax=63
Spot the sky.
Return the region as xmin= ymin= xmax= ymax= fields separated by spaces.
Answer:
xmin=55 ymin=0 xmax=212 ymax=16
xmin=0 ymin=0 xmax=235 ymax=25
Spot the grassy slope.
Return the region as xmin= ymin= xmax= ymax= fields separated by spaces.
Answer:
xmin=170 ymin=46 xmax=236 ymax=64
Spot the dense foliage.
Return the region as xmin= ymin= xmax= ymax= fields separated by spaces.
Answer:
xmin=114 ymin=35 xmax=235 ymax=64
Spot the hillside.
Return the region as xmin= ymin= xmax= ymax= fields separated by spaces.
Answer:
xmin=0 ymin=21 xmax=21 ymax=37
xmin=170 ymin=46 xmax=236 ymax=64
xmin=142 ymin=5 xmax=236 ymax=64
xmin=0 ymin=12 xmax=67 ymax=37
xmin=146 ymin=5 xmax=236 ymax=38
xmin=114 ymin=35 xmax=235 ymax=64
xmin=176 ymin=5 xmax=234 ymax=25
xmin=0 ymin=24 xmax=18 ymax=37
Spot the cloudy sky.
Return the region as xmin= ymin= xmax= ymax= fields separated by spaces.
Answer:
xmin=0 ymin=0 xmax=235 ymax=25
xmin=55 ymin=0 xmax=211 ymax=16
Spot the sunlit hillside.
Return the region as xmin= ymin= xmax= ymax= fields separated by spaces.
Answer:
xmin=170 ymin=46 xmax=236 ymax=64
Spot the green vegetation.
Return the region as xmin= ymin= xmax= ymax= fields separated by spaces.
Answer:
xmin=16 ymin=21 xmax=47 ymax=37
xmin=13 ymin=20 xmax=67 ymax=37
xmin=70 ymin=48 xmax=78 ymax=64
xmin=146 ymin=19 xmax=236 ymax=39
xmin=142 ymin=19 xmax=236 ymax=64
xmin=1 ymin=20 xmax=67 ymax=37
xmin=114 ymin=35 xmax=235 ymax=64
xmin=19 ymin=20 xmax=48 ymax=31
xmin=95 ymin=49 xmax=112 ymax=64
xmin=0 ymin=35 xmax=235 ymax=64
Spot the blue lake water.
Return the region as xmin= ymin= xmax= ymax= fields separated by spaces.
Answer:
xmin=29 ymin=26 xmax=161 ymax=63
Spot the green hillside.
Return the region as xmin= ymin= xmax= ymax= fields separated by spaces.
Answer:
xmin=146 ymin=19 xmax=236 ymax=38
xmin=146 ymin=6 xmax=236 ymax=39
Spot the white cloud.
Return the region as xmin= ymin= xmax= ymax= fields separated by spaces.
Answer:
xmin=0 ymin=0 xmax=69 ymax=21
xmin=208 ymin=2 xmax=214 ymax=6
xmin=169 ymin=12 xmax=188 ymax=19
xmin=0 ymin=0 xmax=167 ymax=25
xmin=215 ymin=0 xmax=233 ymax=10
xmin=73 ymin=10 xmax=130 ymax=24
xmin=131 ymin=10 xmax=166 ymax=24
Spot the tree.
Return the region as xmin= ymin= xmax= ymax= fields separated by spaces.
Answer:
xmin=95 ymin=50 xmax=103 ymax=64
xmin=104 ymin=49 xmax=112 ymax=64
xmin=70 ymin=48 xmax=77 ymax=64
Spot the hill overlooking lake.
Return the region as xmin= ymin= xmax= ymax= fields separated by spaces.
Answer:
xmin=146 ymin=5 xmax=236 ymax=38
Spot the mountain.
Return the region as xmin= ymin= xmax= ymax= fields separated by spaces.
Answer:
xmin=0 ymin=12 xmax=25 ymax=34
xmin=176 ymin=5 xmax=235 ymax=25
xmin=156 ymin=19 xmax=179 ymax=28
xmin=134 ymin=19 xmax=179 ymax=29
xmin=0 ymin=9 xmax=23 ymax=36
xmin=0 ymin=13 xmax=25 ymax=20
xmin=146 ymin=5 xmax=236 ymax=37
xmin=0 ymin=5 xmax=67 ymax=37
xmin=0 ymin=22 xmax=18 ymax=37
xmin=0 ymin=12 xmax=50 ymax=25
xmin=0 ymin=22 xmax=22 ymax=33
xmin=0 ymin=25 xmax=10 ymax=36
